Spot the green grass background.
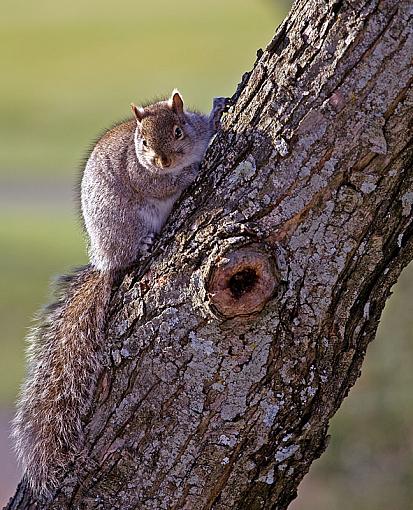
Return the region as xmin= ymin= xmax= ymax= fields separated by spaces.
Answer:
xmin=0 ymin=1 xmax=412 ymax=508
xmin=0 ymin=0 xmax=289 ymax=178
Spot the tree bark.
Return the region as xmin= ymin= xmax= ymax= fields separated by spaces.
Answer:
xmin=6 ymin=0 xmax=413 ymax=508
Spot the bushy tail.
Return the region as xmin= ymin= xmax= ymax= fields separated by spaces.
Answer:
xmin=12 ymin=265 xmax=114 ymax=497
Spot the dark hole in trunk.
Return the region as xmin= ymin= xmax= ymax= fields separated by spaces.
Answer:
xmin=228 ymin=268 xmax=258 ymax=299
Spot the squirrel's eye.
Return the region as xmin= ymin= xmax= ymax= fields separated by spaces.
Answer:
xmin=142 ymin=139 xmax=148 ymax=147
xmin=174 ymin=126 xmax=184 ymax=140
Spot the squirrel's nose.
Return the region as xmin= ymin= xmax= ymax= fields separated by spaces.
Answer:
xmin=161 ymin=156 xmax=171 ymax=168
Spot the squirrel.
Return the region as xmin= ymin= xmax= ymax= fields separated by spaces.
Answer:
xmin=12 ymin=89 xmax=226 ymax=497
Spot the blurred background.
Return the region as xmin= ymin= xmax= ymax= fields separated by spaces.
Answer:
xmin=0 ymin=0 xmax=412 ymax=508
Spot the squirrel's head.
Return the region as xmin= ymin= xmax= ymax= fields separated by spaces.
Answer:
xmin=131 ymin=89 xmax=211 ymax=174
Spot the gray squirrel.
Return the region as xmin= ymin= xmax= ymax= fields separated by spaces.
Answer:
xmin=12 ymin=90 xmax=226 ymax=496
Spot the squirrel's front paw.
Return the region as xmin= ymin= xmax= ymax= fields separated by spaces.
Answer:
xmin=210 ymin=97 xmax=229 ymax=131
xmin=140 ymin=233 xmax=156 ymax=256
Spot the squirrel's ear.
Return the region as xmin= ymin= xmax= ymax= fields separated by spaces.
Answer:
xmin=168 ymin=89 xmax=184 ymax=115
xmin=131 ymin=103 xmax=145 ymax=123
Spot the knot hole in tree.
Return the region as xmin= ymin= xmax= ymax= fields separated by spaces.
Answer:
xmin=207 ymin=245 xmax=279 ymax=318
xmin=228 ymin=267 xmax=259 ymax=298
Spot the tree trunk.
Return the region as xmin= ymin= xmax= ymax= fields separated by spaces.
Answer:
xmin=6 ymin=0 xmax=413 ymax=508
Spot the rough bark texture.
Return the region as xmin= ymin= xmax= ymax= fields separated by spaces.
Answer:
xmin=6 ymin=0 xmax=413 ymax=508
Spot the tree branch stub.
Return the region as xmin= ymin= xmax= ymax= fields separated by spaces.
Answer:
xmin=206 ymin=245 xmax=279 ymax=319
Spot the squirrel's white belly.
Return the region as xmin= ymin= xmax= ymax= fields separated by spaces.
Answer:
xmin=140 ymin=194 xmax=180 ymax=234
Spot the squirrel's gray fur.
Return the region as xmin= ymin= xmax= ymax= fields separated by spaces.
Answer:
xmin=12 ymin=90 xmax=226 ymax=496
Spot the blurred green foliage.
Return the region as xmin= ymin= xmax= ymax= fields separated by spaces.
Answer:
xmin=0 ymin=208 xmax=86 ymax=402
xmin=0 ymin=0 xmax=281 ymax=178
xmin=0 ymin=1 xmax=412 ymax=509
